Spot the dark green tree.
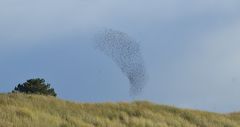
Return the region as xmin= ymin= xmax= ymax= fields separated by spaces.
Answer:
xmin=12 ymin=78 xmax=57 ymax=97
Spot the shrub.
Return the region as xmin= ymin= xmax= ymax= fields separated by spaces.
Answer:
xmin=12 ymin=78 xmax=57 ymax=97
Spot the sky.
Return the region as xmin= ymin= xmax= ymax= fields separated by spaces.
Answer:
xmin=1 ymin=0 xmax=240 ymax=112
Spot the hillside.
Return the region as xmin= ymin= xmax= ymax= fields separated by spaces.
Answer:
xmin=0 ymin=94 xmax=240 ymax=127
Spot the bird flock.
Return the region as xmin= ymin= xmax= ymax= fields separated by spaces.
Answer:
xmin=95 ymin=29 xmax=147 ymax=95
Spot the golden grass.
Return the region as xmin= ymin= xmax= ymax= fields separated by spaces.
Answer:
xmin=0 ymin=93 xmax=239 ymax=127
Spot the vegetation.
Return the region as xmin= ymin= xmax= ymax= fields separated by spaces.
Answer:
xmin=12 ymin=78 xmax=57 ymax=97
xmin=0 ymin=93 xmax=240 ymax=127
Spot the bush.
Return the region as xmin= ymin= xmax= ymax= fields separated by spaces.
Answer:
xmin=12 ymin=78 xmax=57 ymax=97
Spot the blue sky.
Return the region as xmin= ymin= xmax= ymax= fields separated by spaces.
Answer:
xmin=1 ymin=0 xmax=240 ymax=112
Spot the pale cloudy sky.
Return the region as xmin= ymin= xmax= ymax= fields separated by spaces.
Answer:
xmin=1 ymin=0 xmax=240 ymax=112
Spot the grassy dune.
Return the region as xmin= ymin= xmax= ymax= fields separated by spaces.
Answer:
xmin=0 ymin=94 xmax=240 ymax=127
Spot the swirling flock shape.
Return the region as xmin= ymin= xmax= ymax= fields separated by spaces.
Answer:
xmin=95 ymin=29 xmax=147 ymax=96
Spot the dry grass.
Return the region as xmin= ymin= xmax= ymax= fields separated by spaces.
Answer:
xmin=0 ymin=93 xmax=239 ymax=127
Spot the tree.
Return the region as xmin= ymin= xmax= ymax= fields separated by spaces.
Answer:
xmin=12 ymin=78 xmax=57 ymax=97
